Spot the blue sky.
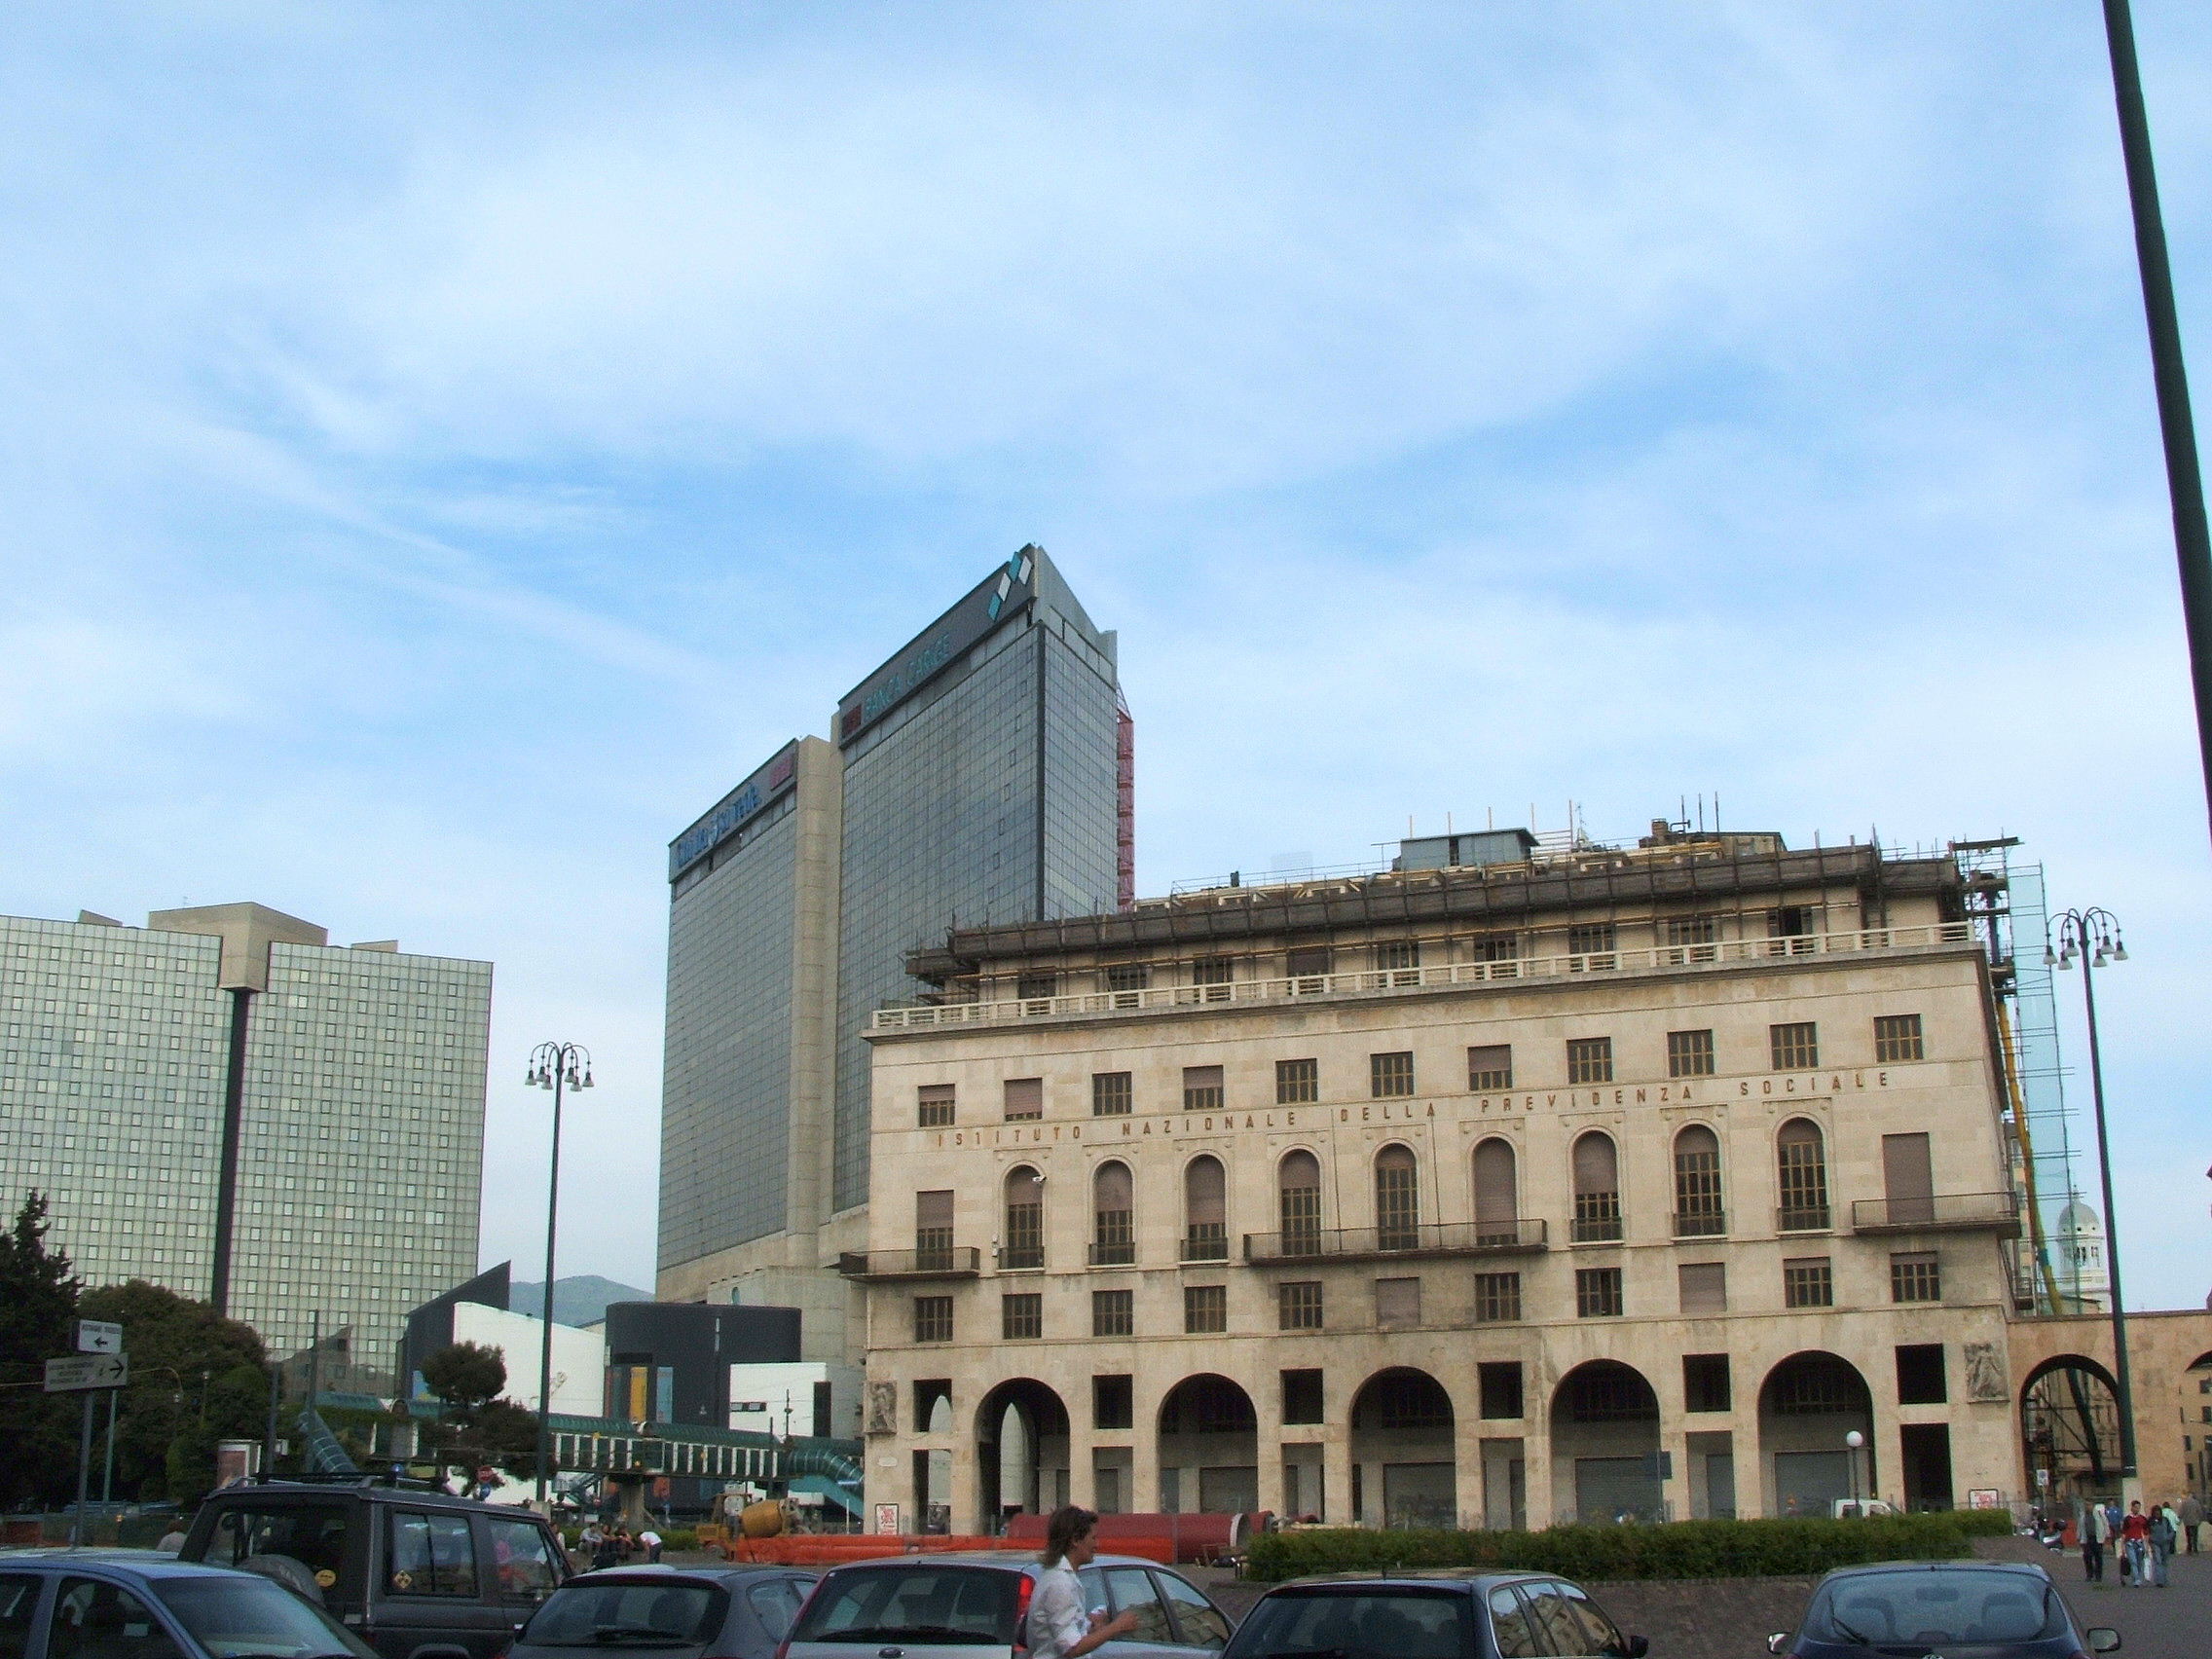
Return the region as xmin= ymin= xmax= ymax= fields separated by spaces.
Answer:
xmin=5 ymin=4 xmax=2210 ymax=1309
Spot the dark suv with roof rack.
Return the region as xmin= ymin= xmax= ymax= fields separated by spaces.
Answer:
xmin=178 ymin=1476 xmax=571 ymax=1659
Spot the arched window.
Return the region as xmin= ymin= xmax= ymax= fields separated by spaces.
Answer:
xmin=1777 ymin=1119 xmax=1830 ymax=1232
xmin=1571 ymin=1131 xmax=1621 ymax=1242
xmin=1003 ymin=1165 xmax=1044 ymax=1270
xmin=1184 ymin=1156 xmax=1228 ymax=1261
xmin=1375 ymin=1145 xmax=1419 ymax=1251
xmin=1091 ymin=1161 xmax=1134 ymax=1265
xmin=1473 ymin=1137 xmax=1518 ymax=1242
xmin=1673 ymin=1125 xmax=1724 ymax=1236
xmin=1278 ymin=1151 xmax=1322 ymax=1255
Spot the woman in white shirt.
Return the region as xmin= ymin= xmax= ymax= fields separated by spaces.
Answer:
xmin=1028 ymin=1508 xmax=1141 ymax=1659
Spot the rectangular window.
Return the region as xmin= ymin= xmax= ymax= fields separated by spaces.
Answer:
xmin=389 ymin=1511 xmax=479 ymax=1596
xmin=1003 ymin=1077 xmax=1044 ymax=1121
xmin=914 ymin=1190 xmax=954 ymax=1266
xmin=1093 ymin=1374 xmax=1133 ymax=1430
xmin=1891 ymin=1251 xmax=1942 ymax=1304
xmin=1665 ymin=915 xmax=1719 ymax=963
xmin=1567 ymin=1037 xmax=1613 ymax=1085
xmin=1770 ymin=905 xmax=1816 ymax=946
xmin=1896 ymin=1343 xmax=1947 ymax=1405
xmin=1281 ymin=1368 xmax=1324 ymax=1424
xmin=1473 ymin=1271 xmax=1522 ymax=1323
xmin=1575 ymin=1267 xmax=1624 ymax=1318
xmin=912 ymin=1379 xmax=951 ymax=1433
xmin=1184 ymin=1285 xmax=1227 ymax=1334
xmin=1002 ymin=1292 xmax=1043 ymax=1340
xmin=1285 ymin=946 xmax=1333 ymax=989
xmin=1017 ymin=973 xmax=1057 ymax=1004
xmin=1275 ymin=1058 xmax=1318 ymax=1104
xmin=1881 ymin=1132 xmax=1936 ymax=1225
xmin=1770 ymin=1022 xmax=1819 ymax=1071
xmin=1478 ymin=1360 xmax=1525 ymax=1419
xmin=1471 ymin=933 xmax=1520 ymax=977
xmin=1104 ymin=963 xmax=1149 ymax=1006
xmin=1278 ymin=1281 xmax=1323 ymax=1330
xmin=1375 ymin=1276 xmax=1421 ymax=1327
xmin=1678 ymin=1262 xmax=1727 ymax=1314
xmin=1091 ymin=1072 xmax=1132 ymax=1116
xmin=1376 ymin=940 xmax=1419 ymax=983
xmin=1567 ymin=922 xmax=1617 ymax=969
xmin=1091 ymin=1289 xmax=1133 ymax=1337
xmin=1467 ymin=1044 xmax=1513 ymax=1090
xmin=1192 ymin=956 xmax=1235 ymax=1001
xmin=1370 ymin=1051 xmax=1415 ymax=1097
xmin=1667 ymin=1029 xmax=1715 ymax=1078
xmin=1683 ymin=1353 xmax=1732 ymax=1413
xmin=1874 ymin=1014 xmax=1925 ymax=1063
xmin=1183 ymin=1065 xmax=1225 ymax=1112
xmin=1784 ymin=1257 xmax=1834 ymax=1308
xmin=917 ymin=1084 xmax=955 ymax=1127
xmin=912 ymin=1296 xmax=952 ymax=1344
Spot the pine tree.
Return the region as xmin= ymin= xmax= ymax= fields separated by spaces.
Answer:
xmin=0 ymin=1191 xmax=85 ymax=1509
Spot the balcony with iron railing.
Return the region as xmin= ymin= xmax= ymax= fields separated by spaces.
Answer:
xmin=871 ymin=919 xmax=1981 ymax=1031
xmin=1777 ymin=1203 xmax=1833 ymax=1234
xmin=1182 ymin=1224 xmax=1230 ymax=1263
xmin=1243 ymin=1218 xmax=1547 ymax=1266
xmin=1851 ymin=1192 xmax=2021 ymax=1236
xmin=1088 ymin=1238 xmax=1136 ymax=1267
xmin=1673 ymin=1209 xmax=1728 ymax=1238
xmin=836 ymin=1246 xmax=982 ymax=1281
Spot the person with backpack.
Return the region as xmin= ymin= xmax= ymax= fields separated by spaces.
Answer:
xmin=2147 ymin=1502 xmax=2177 ymax=1587
xmin=2082 ymin=1497 xmax=2111 ymax=1582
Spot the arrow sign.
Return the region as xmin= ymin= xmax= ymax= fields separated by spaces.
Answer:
xmin=76 ymin=1320 xmax=124 ymax=1355
xmin=46 ymin=1353 xmax=128 ymax=1392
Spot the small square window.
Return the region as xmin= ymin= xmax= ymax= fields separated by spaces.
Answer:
xmin=1891 ymin=1251 xmax=1941 ymax=1304
xmin=912 ymin=1296 xmax=952 ymax=1344
xmin=1184 ymin=1285 xmax=1227 ymax=1334
xmin=1003 ymin=1078 xmax=1044 ymax=1121
xmin=1771 ymin=1022 xmax=1819 ymax=1071
xmin=1896 ymin=1343 xmax=1947 ymax=1405
xmin=917 ymin=1085 xmax=955 ymax=1128
xmin=1375 ymin=1276 xmax=1421 ymax=1327
xmin=1091 ymin=1288 xmax=1133 ymax=1337
xmin=1091 ymin=1072 xmax=1132 ymax=1116
xmin=1567 ymin=1037 xmax=1614 ymax=1085
xmin=1281 ymin=1368 xmax=1324 ymax=1424
xmin=1678 ymin=1262 xmax=1727 ymax=1314
xmin=1183 ymin=1065 xmax=1225 ymax=1112
xmin=1370 ymin=1051 xmax=1415 ymax=1098
xmin=1784 ymin=1257 xmax=1833 ymax=1308
xmin=1285 ymin=947 xmax=1333 ymax=983
xmin=1275 ymin=1058 xmax=1318 ymax=1104
xmin=1567 ymin=923 xmax=1616 ymax=966
xmin=1874 ymin=1014 xmax=1925 ymax=1063
xmin=1192 ymin=957 xmax=1234 ymax=1000
xmin=1667 ymin=1029 xmax=1715 ymax=1078
xmin=1104 ymin=963 xmax=1149 ymax=997
xmin=1375 ymin=940 xmax=1419 ymax=974
xmin=1467 ymin=1044 xmax=1513 ymax=1090
xmin=1473 ymin=1272 xmax=1521 ymax=1323
xmin=1684 ymin=1353 xmax=1732 ymax=1413
xmin=1278 ymin=1281 xmax=1323 ymax=1330
xmin=1017 ymin=973 xmax=1057 ymax=1003
xmin=1002 ymin=1292 xmax=1043 ymax=1340
xmin=1478 ymin=1361 xmax=1524 ymax=1419
xmin=1575 ymin=1267 xmax=1623 ymax=1318
xmin=1093 ymin=1374 xmax=1133 ymax=1430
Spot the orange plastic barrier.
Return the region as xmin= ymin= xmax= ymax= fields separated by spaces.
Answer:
xmin=1004 ymin=1512 xmax=1265 ymax=1565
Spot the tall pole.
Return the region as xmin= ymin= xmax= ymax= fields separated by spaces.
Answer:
xmin=102 ymin=1387 xmax=118 ymax=1504
xmin=536 ymin=1062 xmax=565 ymax=1506
xmin=72 ymin=1392 xmax=95 ymax=1546
xmin=2102 ymin=0 xmax=2212 ymax=839
xmin=2079 ymin=952 xmax=2138 ymax=1477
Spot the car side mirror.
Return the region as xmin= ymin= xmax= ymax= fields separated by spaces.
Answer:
xmin=1767 ymin=1637 xmax=1788 ymax=1655
xmin=2086 ymin=1631 xmax=2120 ymax=1653
xmin=1625 ymin=1640 xmax=1647 ymax=1659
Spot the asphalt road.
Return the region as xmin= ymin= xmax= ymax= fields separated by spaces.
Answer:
xmin=2000 ymin=1534 xmax=2209 ymax=1659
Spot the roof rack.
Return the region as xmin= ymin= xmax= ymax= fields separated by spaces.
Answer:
xmin=252 ymin=1468 xmax=451 ymax=1493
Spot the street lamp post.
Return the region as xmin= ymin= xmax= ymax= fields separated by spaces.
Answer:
xmin=2046 ymin=909 xmax=2136 ymax=1480
xmin=527 ymin=1043 xmax=593 ymax=1509
xmin=1845 ymin=1430 xmax=1864 ymax=1511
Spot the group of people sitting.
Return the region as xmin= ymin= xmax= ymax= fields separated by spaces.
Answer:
xmin=574 ymin=1521 xmax=664 ymax=1570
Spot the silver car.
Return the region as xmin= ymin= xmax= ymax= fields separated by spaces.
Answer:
xmin=782 ymin=1553 xmax=1232 ymax=1659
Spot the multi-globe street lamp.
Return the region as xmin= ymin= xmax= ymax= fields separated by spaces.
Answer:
xmin=2045 ymin=908 xmax=2135 ymax=1480
xmin=527 ymin=1042 xmax=593 ymax=1508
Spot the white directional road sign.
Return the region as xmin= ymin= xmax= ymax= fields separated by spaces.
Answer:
xmin=76 ymin=1320 xmax=124 ymax=1355
xmin=45 ymin=1353 xmax=128 ymax=1391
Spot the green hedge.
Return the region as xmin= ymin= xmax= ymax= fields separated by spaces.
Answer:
xmin=1944 ymin=1508 xmax=2016 ymax=1538
xmin=1247 ymin=1515 xmax=1984 ymax=1582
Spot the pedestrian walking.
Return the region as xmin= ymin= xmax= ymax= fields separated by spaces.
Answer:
xmin=640 ymin=1527 xmax=663 ymax=1564
xmin=2148 ymin=1503 xmax=2177 ymax=1587
xmin=2181 ymin=1493 xmax=2204 ymax=1554
xmin=2121 ymin=1501 xmax=2150 ymax=1586
xmin=2082 ymin=1498 xmax=2110 ymax=1582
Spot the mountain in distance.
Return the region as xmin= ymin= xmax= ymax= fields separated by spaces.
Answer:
xmin=508 ymin=1274 xmax=652 ymax=1328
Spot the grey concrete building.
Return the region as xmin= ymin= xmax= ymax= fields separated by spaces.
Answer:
xmin=0 ymin=903 xmax=490 ymax=1371
xmin=657 ymin=547 xmax=1127 ymax=1359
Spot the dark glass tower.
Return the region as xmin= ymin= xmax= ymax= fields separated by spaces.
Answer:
xmin=656 ymin=548 xmax=1124 ymax=1353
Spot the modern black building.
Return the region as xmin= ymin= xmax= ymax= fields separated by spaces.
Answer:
xmin=601 ymin=1302 xmax=804 ymax=1432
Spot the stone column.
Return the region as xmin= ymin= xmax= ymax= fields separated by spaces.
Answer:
xmin=1256 ymin=1406 xmax=1286 ymax=1519
xmin=1322 ymin=1421 xmax=1355 ymax=1525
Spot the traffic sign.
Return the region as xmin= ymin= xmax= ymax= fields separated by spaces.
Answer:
xmin=46 ymin=1354 xmax=128 ymax=1391
xmin=76 ymin=1321 xmax=123 ymax=1355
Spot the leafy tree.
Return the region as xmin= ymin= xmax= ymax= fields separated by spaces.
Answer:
xmin=0 ymin=1191 xmax=83 ymax=1510
xmin=76 ymin=1280 xmax=269 ymax=1505
xmin=420 ymin=1343 xmax=506 ymax=1416
xmin=418 ymin=1342 xmax=537 ymax=1478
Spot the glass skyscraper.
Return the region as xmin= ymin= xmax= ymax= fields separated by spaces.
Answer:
xmin=0 ymin=903 xmax=490 ymax=1372
xmin=657 ymin=548 xmax=1124 ymax=1354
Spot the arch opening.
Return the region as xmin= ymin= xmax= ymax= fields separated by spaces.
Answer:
xmin=1350 ymin=1368 xmax=1456 ymax=1529
xmin=1777 ymin=1118 xmax=1830 ymax=1232
xmin=2020 ymin=1354 xmax=2122 ymax=1505
xmin=1278 ymin=1150 xmax=1322 ymax=1254
xmin=1550 ymin=1360 xmax=1661 ymax=1524
xmin=976 ymin=1377 xmax=1069 ymax=1533
xmin=1003 ymin=1165 xmax=1044 ymax=1270
xmin=1157 ymin=1374 xmax=1257 ymax=1514
xmin=1092 ymin=1161 xmax=1134 ymax=1266
xmin=1184 ymin=1156 xmax=1228 ymax=1262
xmin=1758 ymin=1351 xmax=1874 ymax=1519
xmin=1571 ymin=1131 xmax=1622 ymax=1242
xmin=1375 ymin=1145 xmax=1419 ymax=1250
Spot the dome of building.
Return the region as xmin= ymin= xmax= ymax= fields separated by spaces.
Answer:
xmin=2055 ymin=1199 xmax=2103 ymax=1236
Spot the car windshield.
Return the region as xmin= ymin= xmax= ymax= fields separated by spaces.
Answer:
xmin=790 ymin=1567 xmax=1020 ymax=1645
xmin=154 ymin=1575 xmax=378 ymax=1659
xmin=1807 ymin=1573 xmax=2068 ymax=1648
xmin=1234 ymin=1591 xmax=1468 ymax=1659
xmin=522 ymin=1583 xmax=726 ymax=1647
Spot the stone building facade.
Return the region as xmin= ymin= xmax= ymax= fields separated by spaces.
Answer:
xmin=850 ymin=831 xmax=2034 ymax=1531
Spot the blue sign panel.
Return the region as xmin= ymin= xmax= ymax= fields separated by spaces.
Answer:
xmin=669 ymin=740 xmax=801 ymax=880
xmin=834 ymin=549 xmax=1035 ymax=746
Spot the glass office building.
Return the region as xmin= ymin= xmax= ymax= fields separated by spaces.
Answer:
xmin=0 ymin=904 xmax=490 ymax=1374
xmin=657 ymin=548 xmax=1124 ymax=1337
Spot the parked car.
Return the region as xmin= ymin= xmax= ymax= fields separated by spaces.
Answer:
xmin=1766 ymin=1561 xmax=2119 ymax=1659
xmin=783 ymin=1552 xmax=1235 ymax=1659
xmin=178 ymin=1477 xmax=571 ymax=1659
xmin=1219 ymin=1571 xmax=1646 ymax=1659
xmin=511 ymin=1567 xmax=818 ymax=1659
xmin=0 ymin=1548 xmax=380 ymax=1659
